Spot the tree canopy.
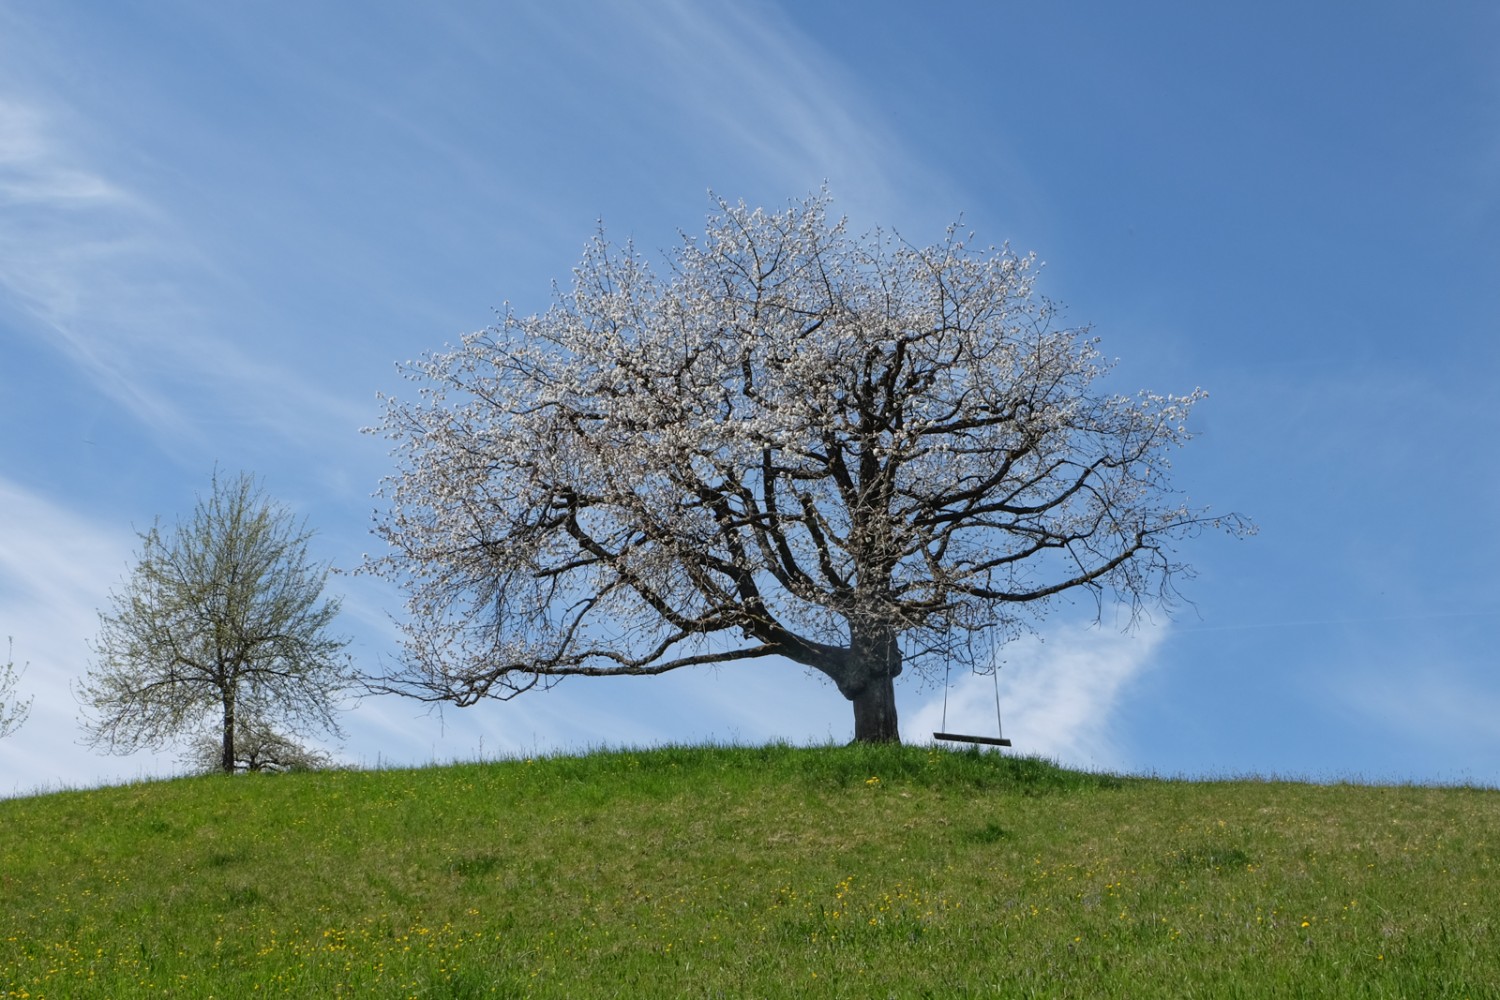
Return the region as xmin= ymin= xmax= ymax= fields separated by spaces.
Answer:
xmin=369 ymin=194 xmax=1249 ymax=741
xmin=80 ymin=471 xmax=351 ymax=772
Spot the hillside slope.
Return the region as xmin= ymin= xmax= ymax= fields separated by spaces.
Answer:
xmin=2 ymin=744 xmax=1495 ymax=998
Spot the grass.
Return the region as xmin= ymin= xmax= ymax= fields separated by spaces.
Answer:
xmin=1 ymin=742 xmax=1496 ymax=998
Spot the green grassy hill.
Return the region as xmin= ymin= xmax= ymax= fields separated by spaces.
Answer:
xmin=2 ymin=743 xmax=1495 ymax=998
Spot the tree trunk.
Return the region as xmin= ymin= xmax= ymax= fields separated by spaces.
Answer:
xmin=220 ymin=690 xmax=236 ymax=774
xmin=847 ymin=623 xmax=902 ymax=743
xmin=851 ymin=670 xmax=900 ymax=742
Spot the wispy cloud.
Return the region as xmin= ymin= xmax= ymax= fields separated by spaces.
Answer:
xmin=1336 ymin=666 xmax=1500 ymax=765
xmin=0 ymin=476 xmax=183 ymax=796
xmin=637 ymin=3 xmax=910 ymax=191
xmin=0 ymin=99 xmax=134 ymax=205
xmin=906 ymin=620 xmax=1169 ymax=772
xmin=0 ymin=95 xmax=197 ymax=437
xmin=631 ymin=1 xmax=1046 ymax=236
xmin=0 ymin=93 xmax=369 ymax=459
xmin=488 ymin=0 xmax=954 ymax=229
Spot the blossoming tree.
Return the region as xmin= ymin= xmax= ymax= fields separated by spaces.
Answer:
xmin=368 ymin=194 xmax=1247 ymax=742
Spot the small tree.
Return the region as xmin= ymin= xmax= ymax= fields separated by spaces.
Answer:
xmin=180 ymin=715 xmax=336 ymax=774
xmin=368 ymin=193 xmax=1249 ymax=742
xmin=80 ymin=472 xmax=351 ymax=773
xmin=0 ymin=638 xmax=31 ymax=740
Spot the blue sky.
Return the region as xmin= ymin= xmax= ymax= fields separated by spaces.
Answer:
xmin=2 ymin=1 xmax=1497 ymax=795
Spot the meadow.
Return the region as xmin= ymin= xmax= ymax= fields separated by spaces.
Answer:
xmin=1 ymin=743 xmax=1495 ymax=998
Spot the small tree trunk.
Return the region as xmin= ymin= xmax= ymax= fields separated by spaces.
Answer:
xmin=220 ymin=690 xmax=236 ymax=774
xmin=847 ymin=622 xmax=902 ymax=743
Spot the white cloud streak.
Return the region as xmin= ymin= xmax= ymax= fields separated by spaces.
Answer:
xmin=492 ymin=0 xmax=951 ymax=229
xmin=637 ymin=2 xmax=908 ymax=189
xmin=0 ymin=96 xmax=197 ymax=438
xmin=0 ymin=92 xmax=370 ymax=461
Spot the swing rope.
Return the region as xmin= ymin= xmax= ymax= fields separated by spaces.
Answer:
xmin=940 ymin=654 xmax=952 ymax=732
xmin=991 ymin=662 xmax=1005 ymax=742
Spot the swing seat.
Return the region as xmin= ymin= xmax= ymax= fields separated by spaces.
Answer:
xmin=933 ymin=732 xmax=1011 ymax=747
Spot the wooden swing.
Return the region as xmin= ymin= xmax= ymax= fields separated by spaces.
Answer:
xmin=933 ymin=653 xmax=1011 ymax=747
xmin=933 ymin=731 xmax=1012 ymax=747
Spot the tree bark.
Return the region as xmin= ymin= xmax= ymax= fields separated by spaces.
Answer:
xmin=851 ymin=670 xmax=900 ymax=742
xmin=847 ymin=623 xmax=902 ymax=743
